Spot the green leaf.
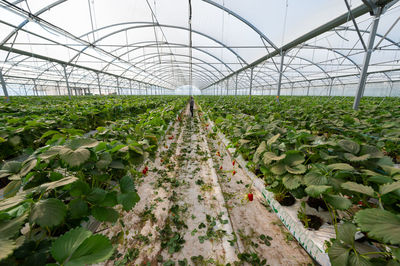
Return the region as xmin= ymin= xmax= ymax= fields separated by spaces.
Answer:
xmin=327 ymin=163 xmax=354 ymax=171
xmin=341 ymin=182 xmax=375 ymax=197
xmin=349 ymin=253 xmax=373 ymax=266
xmin=267 ymin=133 xmax=280 ymax=146
xmin=60 ymin=148 xmax=90 ymax=167
xmin=285 ymin=164 xmax=306 ymax=174
xmin=109 ymin=160 xmax=125 ymax=169
xmin=0 ymin=238 xmax=16 ymax=261
xmin=29 ymin=199 xmax=66 ymax=227
xmin=380 ymin=181 xmax=400 ymax=195
xmin=355 ymin=208 xmax=400 ymax=245
xmin=117 ymin=192 xmax=140 ymax=211
xmin=70 ymin=180 xmax=90 ymax=198
xmin=0 ymin=212 xmax=28 ymax=239
xmin=66 ymin=138 xmax=99 ymax=150
xmin=328 ymin=241 xmax=350 ymax=266
xmin=304 ymin=171 xmax=328 ymax=186
xmin=324 ymin=194 xmax=352 ymax=210
xmin=51 ymin=227 xmax=92 ymax=264
xmin=337 ymin=223 xmax=356 ymax=246
xmin=40 ymin=146 xmax=64 ymax=161
xmin=119 ymin=176 xmax=135 ymax=193
xmin=305 ymin=185 xmax=331 ymax=197
xmin=91 ymin=206 xmax=119 ymax=223
xmin=262 ymin=152 xmax=286 ymax=165
xmin=284 ymin=151 xmax=305 ymax=166
xmin=3 ymin=180 xmax=21 ymax=198
xmin=367 ymin=175 xmax=393 ymax=184
xmin=66 ymin=234 xmax=113 ymax=266
xmin=338 ymin=139 xmax=360 ymax=154
xmin=270 ymin=163 xmax=286 ymax=175
xmin=360 ymin=145 xmax=384 ymax=159
xmin=282 ymin=175 xmax=302 ymax=190
xmin=69 ymin=199 xmax=89 ymax=219
xmin=86 ymin=188 xmax=107 ymax=204
xmin=96 ymin=152 xmax=112 ymax=169
xmin=101 ymin=191 xmax=118 ymax=207
xmin=344 ymin=153 xmax=371 ymax=162
xmin=253 ymin=141 xmax=266 ymax=163
xmin=110 ymin=144 xmax=126 ymax=153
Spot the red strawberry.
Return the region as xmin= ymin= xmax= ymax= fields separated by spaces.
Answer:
xmin=247 ymin=193 xmax=253 ymax=201
xmin=145 ymin=166 xmax=148 ymax=171
xmin=232 ymin=161 xmax=235 ymax=166
xmin=220 ymin=166 xmax=223 ymax=170
xmin=142 ymin=169 xmax=147 ymax=175
xmin=232 ymin=170 xmax=236 ymax=175
xmin=216 ymin=151 xmax=220 ymax=157
xmin=168 ymin=136 xmax=173 ymax=140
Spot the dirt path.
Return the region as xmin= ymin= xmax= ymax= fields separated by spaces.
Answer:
xmin=100 ymin=104 xmax=313 ymax=265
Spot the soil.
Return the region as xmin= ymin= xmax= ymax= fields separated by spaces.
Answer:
xmin=97 ymin=103 xmax=313 ymax=265
xmin=307 ymin=197 xmax=328 ymax=211
xmin=301 ymin=215 xmax=323 ymax=230
xmin=274 ymin=193 xmax=296 ymax=206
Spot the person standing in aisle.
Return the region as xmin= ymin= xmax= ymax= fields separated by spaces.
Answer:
xmin=190 ymin=96 xmax=194 ymax=117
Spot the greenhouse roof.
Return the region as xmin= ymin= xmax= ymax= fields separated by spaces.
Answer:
xmin=0 ymin=0 xmax=399 ymax=96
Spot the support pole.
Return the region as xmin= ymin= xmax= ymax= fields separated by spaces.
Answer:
xmin=0 ymin=69 xmax=10 ymax=102
xmin=353 ymin=8 xmax=382 ymax=110
xmin=291 ymin=83 xmax=294 ymax=96
xmin=96 ymin=73 xmax=102 ymax=95
xmin=56 ymin=81 xmax=61 ymax=96
xmin=388 ymin=81 xmax=394 ymax=97
xmin=307 ymin=81 xmax=311 ymax=96
xmin=23 ymin=84 xmax=27 ymax=96
xmin=116 ymin=77 xmax=120 ymax=95
xmin=328 ymin=77 xmax=334 ymax=96
xmin=33 ymin=79 xmax=38 ymax=96
xmin=62 ymin=65 xmax=72 ymax=99
xmin=235 ymin=73 xmax=238 ymax=97
xmin=226 ymin=79 xmax=229 ymax=95
xmin=129 ymin=80 xmax=132 ymax=95
xmin=277 ymin=51 xmax=285 ymax=100
xmin=249 ymin=67 xmax=254 ymax=99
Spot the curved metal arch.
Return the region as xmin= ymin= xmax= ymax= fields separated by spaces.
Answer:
xmin=335 ymin=26 xmax=400 ymax=49
xmin=200 ymin=0 xmax=279 ymax=51
xmin=1 ymin=0 xmax=67 ymax=45
xmin=127 ymin=53 xmax=223 ymax=79
xmin=134 ymin=62 xmax=220 ymax=86
xmin=144 ymin=69 xmax=216 ymax=86
xmin=74 ymin=22 xmax=248 ymax=65
xmin=100 ymin=41 xmax=234 ymax=74
xmin=146 ymin=69 xmax=216 ymax=86
xmin=133 ymin=57 xmax=222 ymax=83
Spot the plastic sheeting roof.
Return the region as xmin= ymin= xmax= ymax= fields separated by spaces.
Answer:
xmin=0 ymin=0 xmax=399 ymax=95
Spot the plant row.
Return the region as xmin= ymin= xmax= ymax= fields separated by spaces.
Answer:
xmin=0 ymin=96 xmax=186 ymax=265
xmin=197 ymin=96 xmax=400 ymax=266
xmin=0 ymin=95 xmax=179 ymax=161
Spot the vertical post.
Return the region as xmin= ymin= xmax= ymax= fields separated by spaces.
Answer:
xmin=129 ymin=80 xmax=132 ymax=95
xmin=33 ymin=79 xmax=38 ymax=96
xmin=277 ymin=50 xmax=285 ymax=100
xmin=249 ymin=67 xmax=254 ymax=99
xmin=56 ymin=81 xmax=61 ymax=96
xmin=0 ymin=69 xmax=10 ymax=102
xmin=62 ymin=65 xmax=72 ymax=99
xmin=388 ymin=81 xmax=394 ymax=97
xmin=23 ymin=84 xmax=27 ymax=96
xmin=328 ymin=78 xmax=334 ymax=96
xmin=307 ymin=81 xmax=311 ymax=96
xmin=291 ymin=83 xmax=294 ymax=96
xmin=96 ymin=73 xmax=102 ymax=95
xmin=226 ymin=79 xmax=229 ymax=95
xmin=116 ymin=77 xmax=120 ymax=95
xmin=235 ymin=73 xmax=238 ymax=97
xmin=353 ymin=8 xmax=382 ymax=110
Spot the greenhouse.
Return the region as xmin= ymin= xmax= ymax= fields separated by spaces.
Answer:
xmin=0 ymin=0 xmax=400 ymax=265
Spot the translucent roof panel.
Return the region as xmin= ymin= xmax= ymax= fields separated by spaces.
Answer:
xmin=0 ymin=0 xmax=399 ymax=95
